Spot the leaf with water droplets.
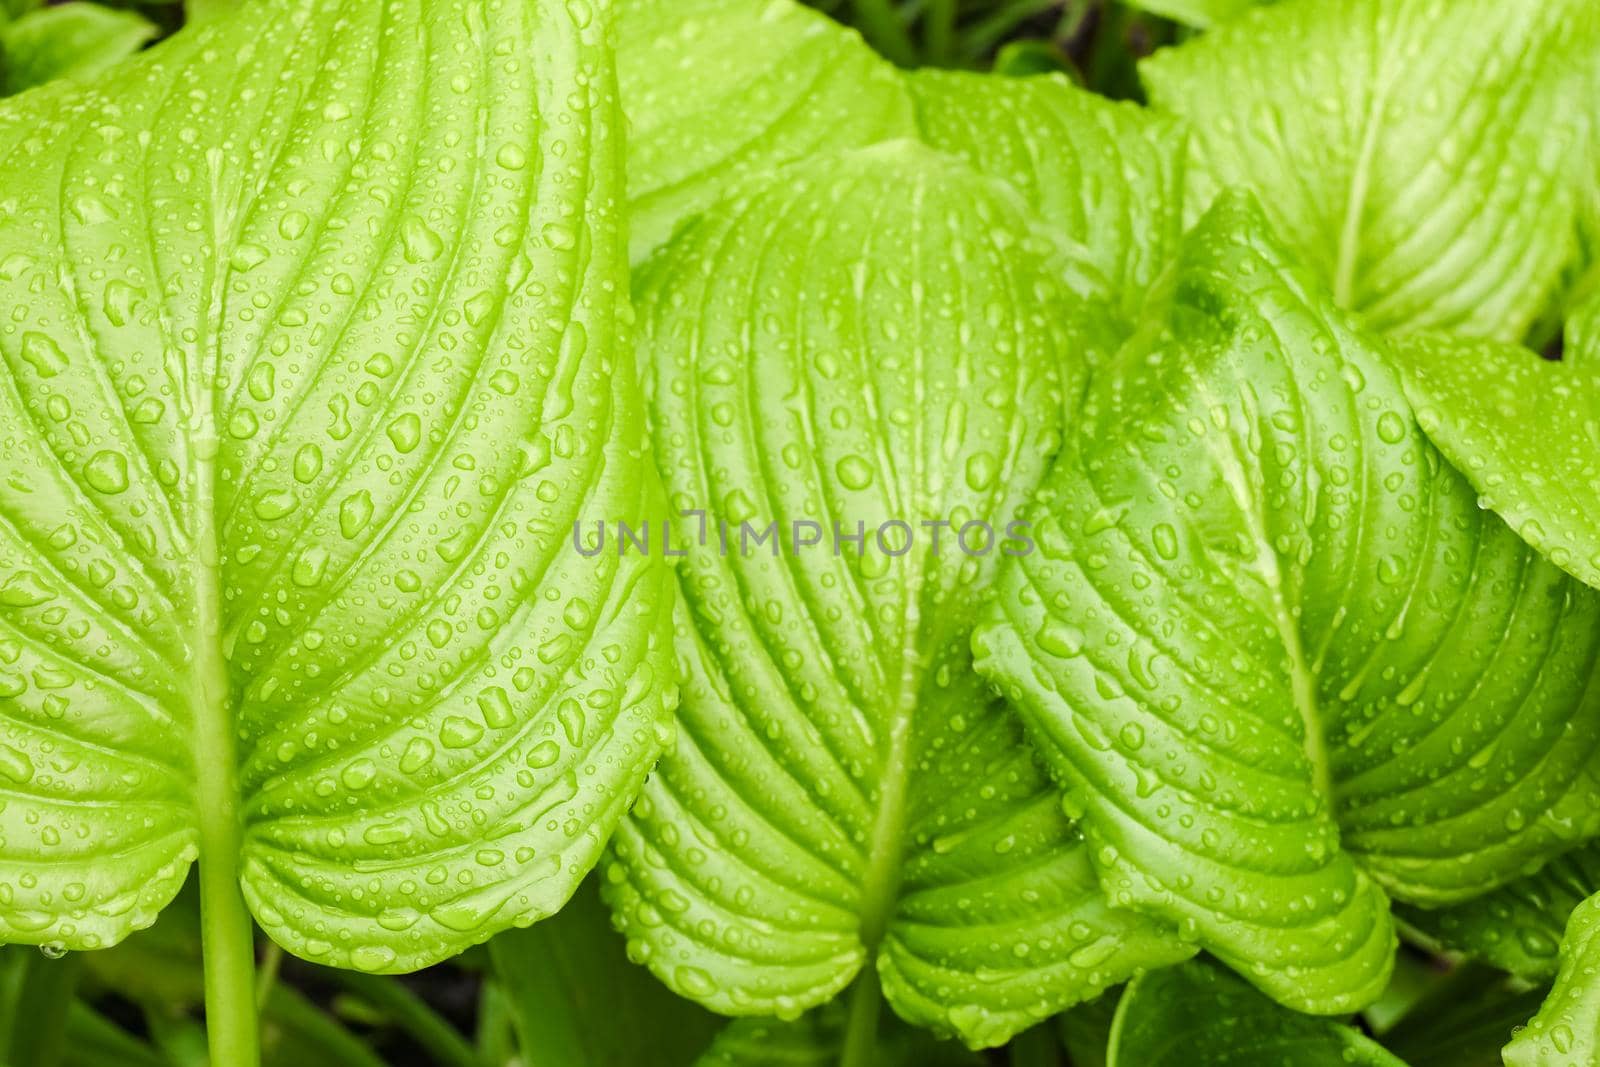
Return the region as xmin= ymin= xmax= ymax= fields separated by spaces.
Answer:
xmin=604 ymin=143 xmax=1189 ymax=1049
xmin=975 ymin=195 xmax=1600 ymax=1014
xmin=906 ymin=68 xmax=1186 ymax=326
xmin=1505 ymin=892 xmax=1600 ymax=1066
xmin=0 ymin=2 xmax=157 ymax=95
xmin=1142 ymin=0 xmax=1600 ymax=340
xmin=1110 ymin=959 xmax=1406 ymax=1066
xmin=1394 ymin=329 xmax=1600 ymax=594
xmin=0 ymin=0 xmax=673 ymax=976
xmin=615 ymin=0 xmax=915 ymax=263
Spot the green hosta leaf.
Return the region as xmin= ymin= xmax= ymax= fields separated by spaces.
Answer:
xmin=974 ymin=194 xmax=1600 ymax=1014
xmin=1505 ymin=893 xmax=1600 ymax=1066
xmin=604 ymin=143 xmax=1190 ymax=1048
xmin=616 ymin=0 xmax=914 ymax=263
xmin=1109 ymin=959 xmax=1405 ymax=1065
xmin=1 ymin=2 xmax=156 ymax=95
xmin=1395 ymin=332 xmax=1600 ymax=593
xmin=1120 ymin=0 xmax=1267 ymax=29
xmin=904 ymin=69 xmax=1187 ymax=325
xmin=1141 ymin=0 xmax=1600 ymax=341
xmin=1401 ymin=843 xmax=1600 ymax=982
xmin=0 ymin=0 xmax=673 ymax=973
xmin=491 ymin=878 xmax=721 ymax=1067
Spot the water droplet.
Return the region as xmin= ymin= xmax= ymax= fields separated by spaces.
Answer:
xmin=836 ymin=455 xmax=874 ymax=491
xmin=0 ymin=572 xmax=52 ymax=608
xmin=293 ymin=444 xmax=323 ymax=483
xmin=20 ymin=333 xmax=67 ymax=377
xmin=476 ymin=686 xmax=515 ymax=729
xmin=402 ymin=218 xmax=444 ymax=262
xmin=395 ymin=736 xmax=435 ymax=774
xmin=0 ymin=744 xmax=33 ymax=783
xmin=253 ymin=490 xmax=298 ymax=520
xmin=84 ymin=452 xmax=129 ymax=495
xmin=439 ymin=716 xmax=483 ymax=749
xmin=386 ymin=413 xmax=422 ymax=453
xmin=340 ymin=490 xmax=374 ymax=538
xmin=1036 ymin=621 xmax=1085 ymax=658
xmin=279 ymin=211 xmax=310 ymax=240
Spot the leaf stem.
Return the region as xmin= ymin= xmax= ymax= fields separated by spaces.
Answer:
xmin=332 ymin=971 xmax=485 ymax=1067
xmin=255 ymin=942 xmax=284 ymax=1011
xmin=839 ymin=967 xmax=884 ymax=1067
xmin=7 ymin=951 xmax=83 ymax=1067
xmin=849 ymin=0 xmax=917 ymax=66
xmin=924 ymin=0 xmax=956 ymax=64
xmin=189 ymin=422 xmax=259 ymax=1065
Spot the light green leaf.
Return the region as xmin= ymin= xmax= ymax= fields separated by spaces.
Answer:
xmin=0 ymin=0 xmax=671 ymax=987
xmin=1395 ymin=332 xmax=1600 ymax=593
xmin=1505 ymin=893 xmax=1600 ymax=1066
xmin=1110 ymin=959 xmax=1405 ymax=1065
xmin=490 ymin=877 xmax=722 ymax=1067
xmin=616 ymin=0 xmax=914 ymax=263
xmin=905 ymin=69 xmax=1186 ymax=324
xmin=603 ymin=143 xmax=1190 ymax=1049
xmin=974 ymin=194 xmax=1600 ymax=1014
xmin=1 ymin=2 xmax=156 ymax=95
xmin=1120 ymin=0 xmax=1268 ymax=29
xmin=1400 ymin=843 xmax=1600 ymax=983
xmin=1141 ymin=0 xmax=1600 ymax=341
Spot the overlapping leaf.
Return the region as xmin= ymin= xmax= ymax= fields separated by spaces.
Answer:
xmin=615 ymin=0 xmax=914 ymax=263
xmin=603 ymin=143 xmax=1190 ymax=1048
xmin=0 ymin=0 xmax=673 ymax=971
xmin=904 ymin=69 xmax=1186 ymax=325
xmin=1142 ymin=0 xmax=1600 ymax=341
xmin=1506 ymin=893 xmax=1600 ymax=1066
xmin=1401 ymin=842 xmax=1600 ymax=982
xmin=0 ymin=2 xmax=155 ymax=95
xmin=974 ymin=195 xmax=1600 ymax=1013
xmin=1396 ymin=332 xmax=1600 ymax=593
xmin=1109 ymin=959 xmax=1405 ymax=1065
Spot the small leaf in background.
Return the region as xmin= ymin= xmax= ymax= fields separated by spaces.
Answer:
xmin=0 ymin=2 xmax=156 ymax=94
xmin=1506 ymin=893 xmax=1600 ymax=1066
xmin=1400 ymin=841 xmax=1600 ymax=983
xmin=1110 ymin=959 xmax=1404 ymax=1065
xmin=1056 ymin=991 xmax=1118 ymax=1067
xmin=975 ymin=194 xmax=1600 ymax=1014
xmin=1380 ymin=963 xmax=1548 ymax=1067
xmin=490 ymin=878 xmax=721 ymax=1067
xmin=696 ymin=1002 xmax=985 ymax=1067
xmin=1142 ymin=0 xmax=1600 ymax=341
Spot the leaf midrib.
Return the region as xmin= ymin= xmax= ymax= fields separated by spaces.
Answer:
xmin=1196 ymin=376 xmax=1333 ymax=801
xmin=1332 ymin=21 xmax=1392 ymax=311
